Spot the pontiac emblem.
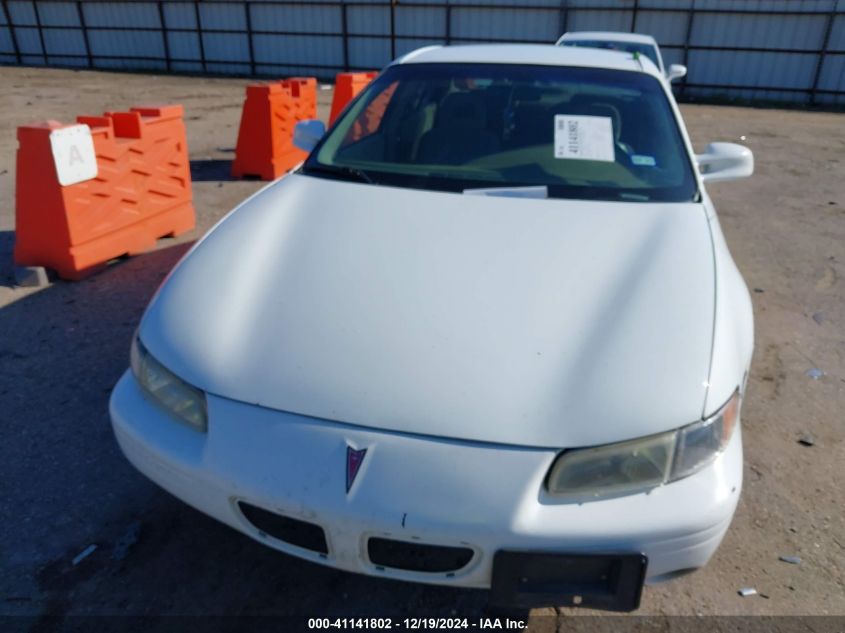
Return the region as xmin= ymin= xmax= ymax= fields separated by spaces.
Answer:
xmin=346 ymin=446 xmax=367 ymax=493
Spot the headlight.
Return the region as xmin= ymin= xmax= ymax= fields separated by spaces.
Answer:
xmin=547 ymin=391 xmax=740 ymax=499
xmin=131 ymin=334 xmax=207 ymax=432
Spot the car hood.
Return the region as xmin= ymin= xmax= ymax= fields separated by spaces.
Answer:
xmin=141 ymin=174 xmax=715 ymax=448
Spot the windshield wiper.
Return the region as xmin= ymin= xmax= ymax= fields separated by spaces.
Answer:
xmin=304 ymin=163 xmax=377 ymax=185
xmin=618 ymin=192 xmax=651 ymax=202
xmin=463 ymin=185 xmax=548 ymax=199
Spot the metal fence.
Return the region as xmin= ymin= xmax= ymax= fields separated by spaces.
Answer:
xmin=1 ymin=0 xmax=844 ymax=105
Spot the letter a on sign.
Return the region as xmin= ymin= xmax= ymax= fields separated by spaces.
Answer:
xmin=49 ymin=124 xmax=98 ymax=186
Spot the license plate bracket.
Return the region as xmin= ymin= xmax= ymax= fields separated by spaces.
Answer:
xmin=490 ymin=550 xmax=648 ymax=611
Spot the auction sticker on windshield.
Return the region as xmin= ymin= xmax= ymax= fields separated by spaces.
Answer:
xmin=554 ymin=115 xmax=614 ymax=162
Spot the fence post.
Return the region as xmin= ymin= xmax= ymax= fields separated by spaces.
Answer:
xmin=390 ymin=0 xmax=396 ymax=60
xmin=245 ymin=1 xmax=255 ymax=76
xmin=75 ymin=1 xmax=92 ymax=69
xmin=158 ymin=1 xmax=171 ymax=72
xmin=33 ymin=0 xmax=48 ymax=65
xmin=342 ymin=1 xmax=349 ymax=71
xmin=445 ymin=3 xmax=452 ymax=45
xmin=810 ymin=1 xmax=836 ymax=106
xmin=631 ymin=0 xmax=639 ymax=32
xmin=1 ymin=0 xmax=21 ymax=64
xmin=558 ymin=0 xmax=568 ymax=37
xmin=194 ymin=0 xmax=206 ymax=72
xmin=681 ymin=0 xmax=696 ymax=99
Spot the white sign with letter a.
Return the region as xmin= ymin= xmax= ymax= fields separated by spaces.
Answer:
xmin=49 ymin=124 xmax=98 ymax=186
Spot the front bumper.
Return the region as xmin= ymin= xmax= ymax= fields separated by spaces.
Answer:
xmin=110 ymin=371 xmax=742 ymax=600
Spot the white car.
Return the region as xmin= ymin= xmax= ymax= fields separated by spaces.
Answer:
xmin=557 ymin=31 xmax=687 ymax=83
xmin=111 ymin=44 xmax=754 ymax=611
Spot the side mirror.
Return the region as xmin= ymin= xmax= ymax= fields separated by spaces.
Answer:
xmin=666 ymin=64 xmax=687 ymax=82
xmin=293 ymin=119 xmax=326 ymax=153
xmin=696 ymin=142 xmax=754 ymax=183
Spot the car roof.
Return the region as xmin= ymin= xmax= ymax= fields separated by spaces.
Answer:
xmin=395 ymin=44 xmax=662 ymax=79
xmin=559 ymin=31 xmax=658 ymax=46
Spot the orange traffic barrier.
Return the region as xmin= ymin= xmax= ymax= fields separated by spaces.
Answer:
xmin=14 ymin=105 xmax=195 ymax=281
xmin=329 ymin=72 xmax=378 ymax=126
xmin=285 ymin=76 xmax=317 ymax=116
xmin=231 ymin=77 xmax=318 ymax=180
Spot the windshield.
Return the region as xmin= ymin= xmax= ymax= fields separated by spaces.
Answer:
xmin=304 ymin=63 xmax=697 ymax=203
xmin=560 ymin=40 xmax=661 ymax=70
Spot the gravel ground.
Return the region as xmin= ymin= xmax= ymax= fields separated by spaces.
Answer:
xmin=0 ymin=67 xmax=843 ymax=627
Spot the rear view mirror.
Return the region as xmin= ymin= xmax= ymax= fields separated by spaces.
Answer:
xmin=666 ymin=64 xmax=687 ymax=82
xmin=293 ymin=119 xmax=326 ymax=153
xmin=696 ymin=143 xmax=754 ymax=183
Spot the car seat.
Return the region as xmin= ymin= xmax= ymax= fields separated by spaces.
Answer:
xmin=416 ymin=92 xmax=501 ymax=165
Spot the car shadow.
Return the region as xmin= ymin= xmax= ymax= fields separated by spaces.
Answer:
xmin=1 ymin=229 xmax=16 ymax=288
xmin=190 ymin=158 xmax=238 ymax=182
xmin=0 ymin=239 xmax=528 ymax=626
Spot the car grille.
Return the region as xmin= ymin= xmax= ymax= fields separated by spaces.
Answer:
xmin=367 ymin=537 xmax=474 ymax=573
xmin=238 ymin=501 xmax=329 ymax=555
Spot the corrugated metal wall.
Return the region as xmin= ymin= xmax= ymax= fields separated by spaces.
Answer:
xmin=1 ymin=0 xmax=843 ymax=105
